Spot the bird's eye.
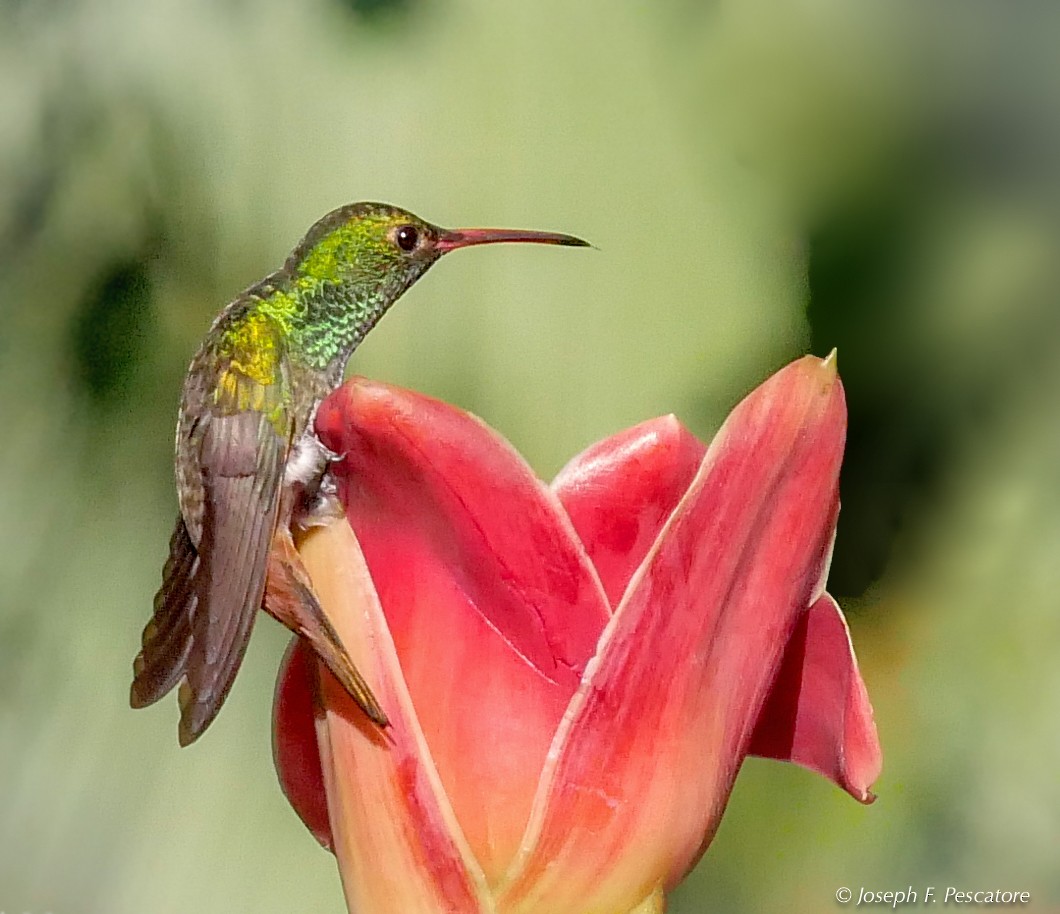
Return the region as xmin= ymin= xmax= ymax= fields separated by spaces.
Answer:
xmin=395 ymin=225 xmax=419 ymax=252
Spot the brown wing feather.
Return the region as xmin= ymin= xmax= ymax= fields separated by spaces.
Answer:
xmin=175 ymin=410 xmax=286 ymax=746
xmin=130 ymin=311 xmax=296 ymax=745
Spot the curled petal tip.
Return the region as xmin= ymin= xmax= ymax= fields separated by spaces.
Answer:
xmin=809 ymin=349 xmax=838 ymax=390
xmin=822 ymin=347 xmax=838 ymax=376
xmin=748 ymin=594 xmax=881 ymax=807
xmin=789 ymin=350 xmax=839 ymax=397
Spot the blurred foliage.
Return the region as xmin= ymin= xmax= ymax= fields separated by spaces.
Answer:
xmin=337 ymin=0 xmax=417 ymax=27
xmin=71 ymin=252 xmax=157 ymax=405
xmin=1 ymin=0 xmax=1058 ymax=911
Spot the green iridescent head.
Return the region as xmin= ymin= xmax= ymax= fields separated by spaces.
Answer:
xmin=284 ymin=201 xmax=589 ymax=306
xmin=265 ymin=201 xmax=588 ymax=372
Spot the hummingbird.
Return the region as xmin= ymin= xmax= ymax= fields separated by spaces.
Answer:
xmin=130 ymin=201 xmax=589 ymax=746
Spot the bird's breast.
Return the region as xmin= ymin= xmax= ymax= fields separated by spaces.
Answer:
xmin=284 ymin=431 xmax=329 ymax=489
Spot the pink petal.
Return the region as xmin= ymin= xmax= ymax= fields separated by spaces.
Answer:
xmin=748 ymin=592 xmax=882 ymax=803
xmin=315 ymin=380 xmax=612 ymax=884
xmin=295 ymin=522 xmax=490 ymax=914
xmin=273 ymin=639 xmax=332 ymax=851
xmin=499 ymin=355 xmax=852 ymax=914
xmin=552 ymin=416 xmax=707 ymax=608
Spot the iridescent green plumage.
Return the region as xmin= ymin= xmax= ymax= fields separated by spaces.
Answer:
xmin=130 ymin=201 xmax=589 ymax=746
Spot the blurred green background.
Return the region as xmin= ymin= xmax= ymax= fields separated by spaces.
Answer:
xmin=2 ymin=0 xmax=1058 ymax=911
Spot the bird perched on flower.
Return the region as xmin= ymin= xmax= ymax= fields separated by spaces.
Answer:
xmin=130 ymin=201 xmax=588 ymax=745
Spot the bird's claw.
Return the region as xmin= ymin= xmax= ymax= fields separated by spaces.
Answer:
xmin=321 ymin=443 xmax=346 ymax=464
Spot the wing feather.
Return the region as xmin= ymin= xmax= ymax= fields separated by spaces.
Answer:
xmin=131 ymin=312 xmax=293 ymax=745
xmin=177 ymin=411 xmax=285 ymax=745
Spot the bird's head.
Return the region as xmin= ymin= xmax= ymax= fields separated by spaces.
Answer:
xmin=286 ymin=201 xmax=589 ymax=306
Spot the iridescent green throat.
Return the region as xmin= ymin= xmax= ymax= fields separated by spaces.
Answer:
xmin=244 ymin=265 xmax=424 ymax=379
xmin=247 ymin=279 xmax=377 ymax=377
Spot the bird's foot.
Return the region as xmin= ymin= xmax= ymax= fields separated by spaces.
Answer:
xmin=321 ymin=442 xmax=346 ymax=464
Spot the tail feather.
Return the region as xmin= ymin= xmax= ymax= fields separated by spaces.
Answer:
xmin=264 ymin=527 xmax=388 ymax=728
xmin=131 ymin=517 xmax=197 ymax=708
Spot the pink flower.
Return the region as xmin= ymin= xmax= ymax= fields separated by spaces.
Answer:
xmin=273 ymin=355 xmax=882 ymax=914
